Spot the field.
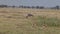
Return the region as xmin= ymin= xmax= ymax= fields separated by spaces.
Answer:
xmin=0 ymin=8 xmax=60 ymax=34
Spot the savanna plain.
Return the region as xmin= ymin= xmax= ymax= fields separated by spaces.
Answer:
xmin=0 ymin=8 xmax=60 ymax=34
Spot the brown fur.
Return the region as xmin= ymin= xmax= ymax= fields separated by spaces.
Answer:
xmin=26 ymin=14 xmax=34 ymax=18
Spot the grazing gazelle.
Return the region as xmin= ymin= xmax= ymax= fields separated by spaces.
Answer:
xmin=26 ymin=14 xmax=34 ymax=18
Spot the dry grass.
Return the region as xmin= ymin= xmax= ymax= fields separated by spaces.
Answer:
xmin=0 ymin=8 xmax=60 ymax=34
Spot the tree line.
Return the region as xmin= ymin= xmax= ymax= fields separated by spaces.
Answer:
xmin=0 ymin=5 xmax=59 ymax=9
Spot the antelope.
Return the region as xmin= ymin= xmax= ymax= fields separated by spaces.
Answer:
xmin=26 ymin=14 xmax=34 ymax=18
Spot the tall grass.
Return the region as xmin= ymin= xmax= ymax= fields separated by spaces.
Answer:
xmin=35 ymin=16 xmax=60 ymax=27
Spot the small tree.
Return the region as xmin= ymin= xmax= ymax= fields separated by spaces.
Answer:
xmin=40 ymin=6 xmax=44 ymax=9
xmin=19 ymin=5 xmax=24 ymax=8
xmin=56 ymin=5 xmax=59 ymax=9
xmin=36 ymin=6 xmax=40 ymax=9
xmin=0 ymin=5 xmax=7 ymax=8
xmin=23 ymin=6 xmax=27 ymax=8
xmin=26 ymin=6 xmax=31 ymax=8
xmin=31 ymin=6 xmax=35 ymax=8
xmin=12 ymin=5 xmax=16 ymax=8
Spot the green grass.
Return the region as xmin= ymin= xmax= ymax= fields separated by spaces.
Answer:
xmin=36 ymin=16 xmax=60 ymax=27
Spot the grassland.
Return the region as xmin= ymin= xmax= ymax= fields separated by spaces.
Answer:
xmin=0 ymin=8 xmax=60 ymax=34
